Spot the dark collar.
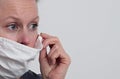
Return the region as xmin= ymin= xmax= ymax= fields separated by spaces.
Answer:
xmin=20 ymin=70 xmax=41 ymax=79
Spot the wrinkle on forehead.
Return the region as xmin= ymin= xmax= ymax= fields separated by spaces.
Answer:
xmin=0 ymin=0 xmax=38 ymax=23
xmin=0 ymin=0 xmax=37 ymax=7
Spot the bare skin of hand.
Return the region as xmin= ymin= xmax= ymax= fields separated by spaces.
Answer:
xmin=39 ymin=33 xmax=71 ymax=79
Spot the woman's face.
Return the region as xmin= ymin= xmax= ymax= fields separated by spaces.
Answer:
xmin=0 ymin=0 xmax=39 ymax=47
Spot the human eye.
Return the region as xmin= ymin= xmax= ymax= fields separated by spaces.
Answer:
xmin=7 ymin=23 xmax=18 ymax=31
xmin=29 ymin=23 xmax=38 ymax=31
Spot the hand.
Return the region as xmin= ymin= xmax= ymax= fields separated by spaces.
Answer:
xmin=39 ymin=33 xmax=71 ymax=79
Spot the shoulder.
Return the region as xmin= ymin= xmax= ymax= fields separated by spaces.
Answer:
xmin=20 ymin=70 xmax=42 ymax=79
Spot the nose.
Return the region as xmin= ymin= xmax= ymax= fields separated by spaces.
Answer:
xmin=18 ymin=30 xmax=31 ymax=46
xmin=20 ymin=37 xmax=30 ymax=45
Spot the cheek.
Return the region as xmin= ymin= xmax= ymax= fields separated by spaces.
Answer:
xmin=0 ymin=31 xmax=18 ymax=41
xmin=0 ymin=26 xmax=39 ymax=48
xmin=0 ymin=26 xmax=18 ymax=41
xmin=29 ymin=32 xmax=38 ymax=47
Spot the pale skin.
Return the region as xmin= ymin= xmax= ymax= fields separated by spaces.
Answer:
xmin=0 ymin=0 xmax=71 ymax=79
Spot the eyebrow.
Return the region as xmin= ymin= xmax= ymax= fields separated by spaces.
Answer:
xmin=31 ymin=16 xmax=39 ymax=21
xmin=3 ymin=16 xmax=39 ymax=22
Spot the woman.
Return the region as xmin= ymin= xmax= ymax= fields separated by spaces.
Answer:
xmin=0 ymin=0 xmax=71 ymax=79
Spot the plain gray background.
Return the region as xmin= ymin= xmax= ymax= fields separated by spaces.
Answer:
xmin=29 ymin=0 xmax=120 ymax=79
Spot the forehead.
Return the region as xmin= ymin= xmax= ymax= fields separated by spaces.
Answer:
xmin=0 ymin=0 xmax=38 ymax=21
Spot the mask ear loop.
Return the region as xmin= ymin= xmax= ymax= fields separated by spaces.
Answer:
xmin=34 ymin=34 xmax=43 ymax=50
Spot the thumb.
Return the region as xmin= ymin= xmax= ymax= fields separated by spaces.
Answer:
xmin=39 ymin=48 xmax=50 ymax=77
xmin=39 ymin=48 xmax=48 ymax=64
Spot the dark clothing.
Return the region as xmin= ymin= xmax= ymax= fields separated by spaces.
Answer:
xmin=20 ymin=70 xmax=42 ymax=79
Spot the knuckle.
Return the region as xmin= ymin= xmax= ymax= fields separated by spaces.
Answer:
xmin=53 ymin=36 xmax=59 ymax=42
xmin=54 ymin=45 xmax=58 ymax=49
xmin=52 ymin=53 xmax=57 ymax=59
xmin=67 ymin=54 xmax=71 ymax=65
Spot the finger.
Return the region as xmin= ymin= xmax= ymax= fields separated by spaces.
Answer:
xmin=48 ymin=44 xmax=58 ymax=57
xmin=39 ymin=48 xmax=48 ymax=63
xmin=48 ymin=45 xmax=57 ymax=64
xmin=42 ymin=37 xmax=59 ymax=48
xmin=40 ymin=33 xmax=51 ymax=39
xmin=48 ymin=49 xmax=60 ymax=65
xmin=49 ymin=47 xmax=71 ymax=66
xmin=39 ymin=48 xmax=51 ymax=76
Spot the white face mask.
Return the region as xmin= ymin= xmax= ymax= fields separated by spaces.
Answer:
xmin=0 ymin=36 xmax=43 ymax=79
